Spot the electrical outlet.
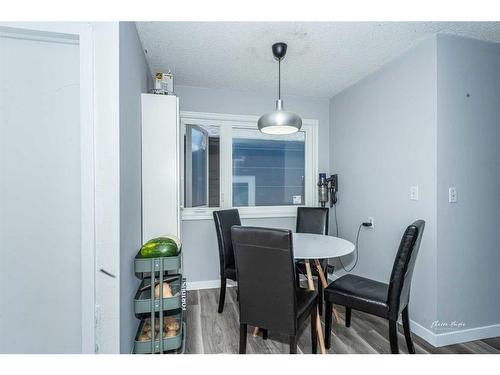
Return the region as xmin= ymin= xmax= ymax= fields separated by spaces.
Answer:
xmin=410 ymin=186 xmax=419 ymax=201
xmin=449 ymin=187 xmax=457 ymax=203
xmin=326 ymin=264 xmax=335 ymax=274
xmin=367 ymin=217 xmax=375 ymax=229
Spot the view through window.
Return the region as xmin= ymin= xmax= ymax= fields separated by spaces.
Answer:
xmin=232 ymin=128 xmax=305 ymax=207
xmin=184 ymin=124 xmax=220 ymax=208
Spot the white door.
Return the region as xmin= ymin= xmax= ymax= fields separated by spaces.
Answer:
xmin=0 ymin=24 xmax=95 ymax=353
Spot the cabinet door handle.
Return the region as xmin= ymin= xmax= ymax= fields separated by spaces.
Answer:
xmin=100 ymin=268 xmax=116 ymax=278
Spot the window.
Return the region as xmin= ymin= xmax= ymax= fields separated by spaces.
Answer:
xmin=184 ymin=124 xmax=220 ymax=208
xmin=232 ymin=128 xmax=305 ymax=207
xmin=181 ymin=112 xmax=318 ymax=220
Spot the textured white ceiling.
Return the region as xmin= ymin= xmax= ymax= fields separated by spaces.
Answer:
xmin=136 ymin=22 xmax=500 ymax=98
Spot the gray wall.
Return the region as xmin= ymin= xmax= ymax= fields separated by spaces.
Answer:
xmin=329 ymin=38 xmax=438 ymax=331
xmin=436 ymin=34 xmax=500 ymax=331
xmin=175 ymin=85 xmax=330 ymax=285
xmin=119 ymin=22 xmax=150 ymax=353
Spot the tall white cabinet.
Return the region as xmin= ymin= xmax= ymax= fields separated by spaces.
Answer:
xmin=141 ymin=94 xmax=181 ymax=242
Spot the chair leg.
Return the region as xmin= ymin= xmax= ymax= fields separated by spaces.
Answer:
xmin=311 ymin=310 xmax=318 ymax=354
xmin=317 ymin=279 xmax=323 ymax=316
xmin=239 ymin=323 xmax=247 ymax=354
xmin=261 ymin=328 xmax=268 ymax=340
xmin=289 ymin=335 xmax=297 ymax=354
xmin=218 ymin=277 xmax=227 ymax=313
xmin=402 ymin=306 xmax=415 ymax=354
xmin=345 ymin=307 xmax=351 ymax=327
xmin=325 ymin=300 xmax=332 ymax=349
xmin=236 ymin=287 xmax=239 ymax=302
xmin=389 ymin=320 xmax=399 ymax=354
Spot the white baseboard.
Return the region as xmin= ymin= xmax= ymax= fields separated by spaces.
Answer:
xmin=331 ymin=274 xmax=500 ymax=348
xmin=408 ymin=319 xmax=438 ymax=346
xmin=411 ymin=319 xmax=500 ymax=347
xmin=186 ymin=279 xmax=236 ymax=291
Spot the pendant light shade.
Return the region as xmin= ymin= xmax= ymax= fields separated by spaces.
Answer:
xmin=258 ymin=42 xmax=302 ymax=135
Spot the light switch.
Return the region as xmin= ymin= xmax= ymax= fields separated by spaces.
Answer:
xmin=449 ymin=187 xmax=457 ymax=203
xmin=410 ymin=186 xmax=419 ymax=201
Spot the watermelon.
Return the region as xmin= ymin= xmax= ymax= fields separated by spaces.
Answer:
xmin=162 ymin=235 xmax=181 ymax=249
xmin=140 ymin=237 xmax=180 ymax=258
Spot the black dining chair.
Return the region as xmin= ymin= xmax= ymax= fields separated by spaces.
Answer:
xmin=213 ymin=209 xmax=241 ymax=313
xmin=231 ymin=226 xmax=318 ymax=354
xmin=294 ymin=207 xmax=329 ymax=315
xmin=324 ymin=220 xmax=425 ymax=354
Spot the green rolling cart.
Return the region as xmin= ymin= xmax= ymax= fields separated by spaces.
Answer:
xmin=133 ymin=251 xmax=185 ymax=354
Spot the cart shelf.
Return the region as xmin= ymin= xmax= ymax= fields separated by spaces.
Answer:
xmin=134 ymin=250 xmax=181 ymax=277
xmin=134 ymin=276 xmax=182 ymax=315
xmin=133 ymin=313 xmax=184 ymax=354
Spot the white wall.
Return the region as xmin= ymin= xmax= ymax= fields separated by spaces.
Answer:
xmin=93 ymin=22 xmax=121 ymax=354
xmin=0 ymin=31 xmax=81 ymax=353
xmin=436 ymin=34 xmax=500 ymax=343
xmin=119 ymin=22 xmax=151 ymax=354
xmin=329 ymin=34 xmax=500 ymax=346
xmin=329 ymin=38 xmax=438 ymax=334
xmin=175 ymin=85 xmax=330 ymax=287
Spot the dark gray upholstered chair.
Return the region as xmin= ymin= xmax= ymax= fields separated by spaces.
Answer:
xmin=324 ymin=220 xmax=425 ymax=354
xmin=295 ymin=207 xmax=329 ymax=315
xmin=232 ymin=226 xmax=318 ymax=354
xmin=213 ymin=209 xmax=241 ymax=313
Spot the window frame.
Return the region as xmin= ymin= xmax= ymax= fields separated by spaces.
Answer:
xmin=180 ymin=111 xmax=318 ymax=220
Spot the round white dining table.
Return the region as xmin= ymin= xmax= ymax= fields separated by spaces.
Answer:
xmin=293 ymin=233 xmax=355 ymax=260
xmin=292 ymin=232 xmax=355 ymax=354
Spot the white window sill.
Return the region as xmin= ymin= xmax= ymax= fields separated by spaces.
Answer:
xmin=181 ymin=205 xmax=302 ymax=221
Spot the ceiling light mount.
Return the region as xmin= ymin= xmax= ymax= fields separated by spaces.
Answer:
xmin=258 ymin=42 xmax=302 ymax=135
xmin=272 ymin=42 xmax=287 ymax=60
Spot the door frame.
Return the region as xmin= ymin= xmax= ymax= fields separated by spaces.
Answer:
xmin=0 ymin=22 xmax=96 ymax=353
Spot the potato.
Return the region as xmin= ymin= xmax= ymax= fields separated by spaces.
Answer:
xmin=138 ymin=329 xmax=152 ymax=341
xmin=145 ymin=318 xmax=164 ymax=332
xmin=164 ymin=316 xmax=180 ymax=330
xmin=138 ymin=333 xmax=150 ymax=342
xmin=165 ymin=330 xmax=177 ymax=338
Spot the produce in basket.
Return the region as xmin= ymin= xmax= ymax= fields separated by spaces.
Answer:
xmin=140 ymin=317 xmax=180 ymax=341
xmin=140 ymin=237 xmax=180 ymax=258
xmin=154 ymin=281 xmax=172 ymax=298
xmin=164 ymin=316 xmax=180 ymax=331
xmin=165 ymin=330 xmax=177 ymax=338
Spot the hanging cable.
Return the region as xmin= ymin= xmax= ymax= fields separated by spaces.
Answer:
xmin=333 ymin=203 xmax=339 ymax=237
xmin=339 ymin=223 xmax=363 ymax=273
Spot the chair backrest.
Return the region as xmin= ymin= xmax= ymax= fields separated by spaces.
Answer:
xmin=231 ymin=226 xmax=298 ymax=335
xmin=387 ymin=220 xmax=425 ymax=320
xmin=296 ymin=207 xmax=329 ymax=235
xmin=213 ymin=209 xmax=241 ymax=277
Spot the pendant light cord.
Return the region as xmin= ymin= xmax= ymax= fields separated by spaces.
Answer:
xmin=278 ymin=58 xmax=281 ymax=100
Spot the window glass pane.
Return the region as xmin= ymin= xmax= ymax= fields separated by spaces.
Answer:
xmin=232 ymin=128 xmax=305 ymax=207
xmin=184 ymin=124 xmax=220 ymax=207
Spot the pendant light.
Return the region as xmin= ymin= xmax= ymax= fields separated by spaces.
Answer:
xmin=258 ymin=42 xmax=302 ymax=135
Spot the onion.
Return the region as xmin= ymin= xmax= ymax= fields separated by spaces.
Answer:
xmin=154 ymin=281 xmax=172 ymax=299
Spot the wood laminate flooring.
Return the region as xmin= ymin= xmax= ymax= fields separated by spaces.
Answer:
xmin=185 ymin=287 xmax=500 ymax=354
